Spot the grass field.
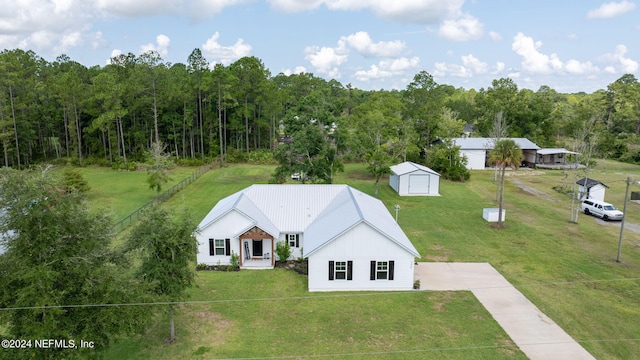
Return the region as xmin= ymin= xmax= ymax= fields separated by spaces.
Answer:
xmin=87 ymin=162 xmax=640 ymax=359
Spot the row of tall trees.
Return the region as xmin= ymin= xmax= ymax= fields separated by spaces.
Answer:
xmin=1 ymin=48 xmax=640 ymax=171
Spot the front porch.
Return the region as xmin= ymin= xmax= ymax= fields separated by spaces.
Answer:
xmin=239 ymin=226 xmax=275 ymax=269
xmin=241 ymin=257 xmax=274 ymax=269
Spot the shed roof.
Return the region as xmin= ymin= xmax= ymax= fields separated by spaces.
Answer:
xmin=576 ymin=178 xmax=608 ymax=189
xmin=452 ymin=137 xmax=541 ymax=150
xmin=390 ymin=161 xmax=440 ymax=177
xmin=197 ymin=185 xmax=419 ymax=258
xmin=537 ymin=148 xmax=578 ymax=155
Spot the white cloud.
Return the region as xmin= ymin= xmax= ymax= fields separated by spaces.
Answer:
xmin=188 ymin=0 xmax=252 ymax=20
xmin=202 ymin=32 xmax=252 ymax=65
xmin=353 ymin=56 xmax=419 ymax=81
xmin=267 ymin=0 xmax=324 ymax=13
xmin=140 ymin=34 xmax=171 ymax=58
xmin=282 ymin=66 xmax=307 ymax=75
xmin=433 ymin=62 xmax=472 ymax=78
xmin=511 ymin=33 xmax=603 ymax=77
xmin=461 ymin=54 xmax=488 ymax=74
xmin=564 ymin=59 xmax=599 ymax=74
xmin=93 ymin=0 xmax=182 ymax=17
xmin=106 ymin=49 xmax=122 ymax=64
xmin=269 ymin=0 xmax=464 ymax=24
xmin=511 ymin=32 xmax=563 ymax=74
xmin=342 ymin=31 xmax=405 ymax=58
xmin=488 ymin=31 xmax=502 ymax=42
xmin=438 ymin=13 xmax=484 ymax=41
xmin=433 ymin=54 xmax=504 ymax=78
xmin=601 ymin=44 xmax=639 ymax=73
xmin=586 ymin=0 xmax=636 ymax=19
xmin=304 ymin=40 xmax=349 ymax=78
xmin=0 ymin=0 xmax=98 ymax=55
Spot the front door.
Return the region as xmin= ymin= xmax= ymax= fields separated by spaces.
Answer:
xmin=252 ymin=240 xmax=263 ymax=257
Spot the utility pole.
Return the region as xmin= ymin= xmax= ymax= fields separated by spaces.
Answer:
xmin=617 ymin=176 xmax=632 ymax=262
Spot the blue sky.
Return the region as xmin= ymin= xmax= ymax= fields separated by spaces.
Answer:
xmin=1 ymin=0 xmax=638 ymax=93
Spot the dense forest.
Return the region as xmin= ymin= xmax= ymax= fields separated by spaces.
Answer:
xmin=1 ymin=47 xmax=639 ymax=174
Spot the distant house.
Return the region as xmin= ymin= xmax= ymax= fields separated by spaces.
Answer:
xmin=196 ymin=184 xmax=420 ymax=292
xmin=451 ymin=138 xmax=541 ymax=170
xmin=576 ymin=178 xmax=608 ymax=201
xmin=389 ymin=162 xmax=440 ymax=196
xmin=536 ymin=148 xmax=580 ymax=169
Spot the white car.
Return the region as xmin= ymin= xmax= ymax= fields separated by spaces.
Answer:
xmin=581 ymin=199 xmax=624 ymax=221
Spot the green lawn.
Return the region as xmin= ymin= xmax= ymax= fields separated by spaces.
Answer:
xmin=74 ymin=165 xmax=199 ymax=221
xmin=85 ymin=162 xmax=640 ymax=359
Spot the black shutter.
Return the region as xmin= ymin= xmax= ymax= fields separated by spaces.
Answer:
xmin=225 ymin=239 xmax=231 ymax=256
xmin=328 ymin=261 xmax=334 ymax=281
xmin=209 ymin=239 xmax=215 ymax=256
xmin=370 ymin=261 xmax=376 ymax=280
xmin=347 ymin=261 xmax=353 ymax=280
xmin=295 ymin=234 xmax=299 ymax=248
xmin=388 ymin=261 xmax=395 ymax=280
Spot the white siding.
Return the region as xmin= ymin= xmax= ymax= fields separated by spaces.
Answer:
xmin=589 ymin=185 xmax=606 ymax=202
xmin=308 ymin=223 xmax=416 ymax=292
xmin=389 ymin=174 xmax=400 ymax=193
xmin=196 ymin=210 xmax=252 ymax=265
xmin=461 ymin=149 xmax=486 ymax=170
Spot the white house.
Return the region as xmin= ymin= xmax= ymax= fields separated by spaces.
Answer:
xmin=576 ymin=178 xmax=608 ymax=201
xmin=196 ymin=184 xmax=420 ymax=292
xmin=451 ymin=138 xmax=541 ymax=170
xmin=389 ymin=162 xmax=440 ymax=196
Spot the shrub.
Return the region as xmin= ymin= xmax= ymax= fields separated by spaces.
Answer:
xmin=275 ymin=240 xmax=291 ymax=262
xmin=60 ymin=167 xmax=90 ymax=193
xmin=230 ymin=252 xmax=240 ymax=269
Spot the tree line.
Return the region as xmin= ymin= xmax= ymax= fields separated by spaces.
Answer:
xmin=1 ymin=48 xmax=640 ymax=173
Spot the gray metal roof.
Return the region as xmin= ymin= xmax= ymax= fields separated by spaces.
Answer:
xmin=537 ymin=148 xmax=578 ymax=155
xmin=390 ymin=161 xmax=440 ymax=177
xmin=198 ymin=185 xmax=419 ymax=258
xmin=452 ymin=137 xmax=541 ymax=150
xmin=576 ymin=177 xmax=608 ymax=189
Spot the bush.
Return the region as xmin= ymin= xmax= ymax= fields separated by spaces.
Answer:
xmin=275 ymin=240 xmax=291 ymax=262
xmin=425 ymin=145 xmax=470 ymax=182
xmin=60 ymin=167 xmax=90 ymax=193
xmin=247 ymin=149 xmax=276 ymax=165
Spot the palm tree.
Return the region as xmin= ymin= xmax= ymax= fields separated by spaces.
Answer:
xmin=489 ymin=139 xmax=524 ymax=227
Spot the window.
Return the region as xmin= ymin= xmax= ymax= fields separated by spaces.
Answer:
xmin=335 ymin=261 xmax=347 ymax=279
xmin=370 ymin=260 xmax=395 ymax=280
xmin=209 ymin=238 xmax=230 ymax=256
xmin=328 ymin=260 xmax=352 ymax=281
xmin=377 ymin=261 xmax=388 ymax=279
xmin=288 ymin=234 xmax=299 ymax=248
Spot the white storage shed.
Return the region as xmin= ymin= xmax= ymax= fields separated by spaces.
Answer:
xmin=389 ymin=162 xmax=440 ymax=196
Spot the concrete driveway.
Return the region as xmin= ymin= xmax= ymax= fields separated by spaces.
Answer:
xmin=414 ymin=262 xmax=595 ymax=360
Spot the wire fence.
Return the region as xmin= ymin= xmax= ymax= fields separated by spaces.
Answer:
xmin=112 ymin=164 xmax=212 ymax=233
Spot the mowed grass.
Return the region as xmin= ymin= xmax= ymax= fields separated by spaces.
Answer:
xmin=84 ymin=162 xmax=640 ymax=359
xmin=70 ymin=165 xmax=197 ymax=221
xmin=107 ymin=270 xmax=522 ymax=359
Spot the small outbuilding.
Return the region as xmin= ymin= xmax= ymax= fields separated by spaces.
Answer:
xmin=576 ymin=177 xmax=608 ymax=201
xmin=389 ymin=162 xmax=440 ymax=196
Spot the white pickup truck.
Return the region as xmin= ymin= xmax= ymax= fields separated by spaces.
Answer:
xmin=581 ymin=199 xmax=624 ymax=221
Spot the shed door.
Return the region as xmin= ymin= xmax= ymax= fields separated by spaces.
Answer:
xmin=408 ymin=174 xmax=430 ymax=194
